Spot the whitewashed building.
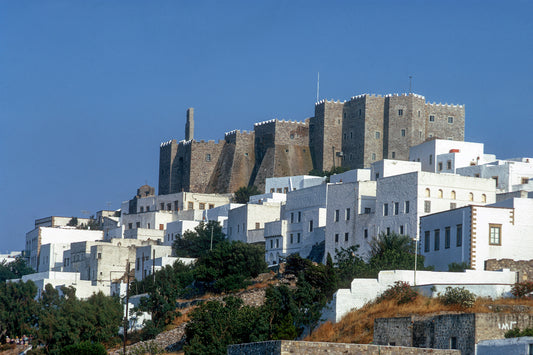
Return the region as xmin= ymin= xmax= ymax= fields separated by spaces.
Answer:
xmin=264 ymin=175 xmax=326 ymax=194
xmin=163 ymin=220 xmax=200 ymax=246
xmin=134 ymin=244 xmax=195 ymax=281
xmin=420 ymin=197 xmax=533 ymax=271
xmin=227 ymin=203 xmax=281 ymax=244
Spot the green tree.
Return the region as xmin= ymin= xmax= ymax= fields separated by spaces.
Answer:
xmin=184 ymin=297 xmax=269 ymax=355
xmin=173 ymin=221 xmax=225 ymax=258
xmin=334 ymin=245 xmax=371 ymax=288
xmin=233 ymin=186 xmax=261 ymax=204
xmin=0 ymin=280 xmax=39 ymax=342
xmin=194 ymin=241 xmax=267 ymax=293
xmin=60 ymin=341 xmax=107 ymax=355
xmin=0 ymin=256 xmax=35 ymax=282
xmin=308 ymin=166 xmax=349 ymax=182
xmin=448 ymin=261 xmax=470 ymax=272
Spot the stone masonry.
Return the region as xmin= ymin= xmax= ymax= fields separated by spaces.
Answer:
xmin=159 ymin=93 xmax=465 ymax=195
xmin=227 ymin=340 xmax=460 ymax=355
xmin=374 ymin=313 xmax=533 ymax=355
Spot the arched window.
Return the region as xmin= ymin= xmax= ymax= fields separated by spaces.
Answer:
xmin=425 ymin=188 xmax=431 ymax=197
xmin=481 ymin=194 xmax=487 ymax=203
xmin=438 ymin=189 xmax=443 ymax=198
xmin=451 ymin=190 xmax=456 ymax=200
xmin=469 ymin=192 xmax=474 ymax=202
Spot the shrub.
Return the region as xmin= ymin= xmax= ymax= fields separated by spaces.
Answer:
xmin=378 ymin=281 xmax=418 ymax=305
xmin=505 ymin=327 xmax=533 ymax=338
xmin=511 ymin=281 xmax=533 ymax=298
xmin=439 ymin=287 xmax=475 ymax=308
xmin=60 ymin=341 xmax=107 ymax=355
xmin=448 ymin=262 xmax=470 ymax=272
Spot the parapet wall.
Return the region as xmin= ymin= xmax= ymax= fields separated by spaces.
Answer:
xmin=227 ymin=340 xmax=460 ymax=355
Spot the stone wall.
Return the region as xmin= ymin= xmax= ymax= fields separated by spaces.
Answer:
xmin=374 ymin=313 xmax=533 ymax=355
xmin=227 ymin=340 xmax=460 ymax=355
xmin=485 ymin=258 xmax=533 ymax=281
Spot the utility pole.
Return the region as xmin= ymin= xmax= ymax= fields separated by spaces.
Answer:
xmin=409 ymin=75 xmax=413 ymax=94
xmin=316 ymin=72 xmax=320 ymax=102
xmin=123 ymin=261 xmax=130 ymax=355
xmin=210 ymin=223 xmax=214 ymax=251
xmin=152 ymin=249 xmax=156 ymax=284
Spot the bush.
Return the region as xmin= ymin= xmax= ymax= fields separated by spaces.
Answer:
xmin=378 ymin=281 xmax=418 ymax=305
xmin=511 ymin=281 xmax=533 ymax=298
xmin=439 ymin=287 xmax=475 ymax=308
xmin=448 ymin=262 xmax=470 ymax=272
xmin=60 ymin=341 xmax=107 ymax=355
xmin=504 ymin=327 xmax=533 ymax=338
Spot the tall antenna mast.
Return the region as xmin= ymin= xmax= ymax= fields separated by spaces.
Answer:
xmin=409 ymin=75 xmax=413 ymax=94
xmin=316 ymin=72 xmax=320 ymax=102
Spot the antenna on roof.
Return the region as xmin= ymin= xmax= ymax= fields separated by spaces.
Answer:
xmin=409 ymin=75 xmax=413 ymax=94
xmin=316 ymin=72 xmax=320 ymax=102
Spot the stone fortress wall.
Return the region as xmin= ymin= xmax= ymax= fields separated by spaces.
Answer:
xmin=159 ymin=92 xmax=465 ymax=195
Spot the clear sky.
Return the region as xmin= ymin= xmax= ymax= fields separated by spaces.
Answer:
xmin=1 ymin=0 xmax=532 ymax=252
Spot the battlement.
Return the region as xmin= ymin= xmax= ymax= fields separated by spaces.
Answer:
xmin=225 ymin=129 xmax=253 ymax=136
xmin=426 ymin=101 xmax=464 ymax=108
xmin=160 ymin=139 xmax=177 ymax=148
xmin=315 ymin=99 xmax=346 ymax=106
xmin=253 ymin=118 xmax=307 ymax=127
xmin=384 ymin=92 xmax=425 ymax=99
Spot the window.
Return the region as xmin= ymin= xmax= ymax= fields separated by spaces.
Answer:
xmin=358 ymin=108 xmax=362 ymax=116
xmin=492 ymin=176 xmax=499 ymax=187
xmin=429 ymin=154 xmax=433 ymax=164
xmin=364 ymin=229 xmax=368 ymax=239
xmin=383 ymin=203 xmax=389 ymax=216
xmin=372 ymin=153 xmax=376 ymax=160
xmin=489 ymin=224 xmax=502 ymax=245
xmin=297 ymin=233 xmax=301 ymax=243
xmin=425 ymin=188 xmax=431 ymax=197
xmin=147 ymin=223 xmax=151 ymax=229
xmin=276 ymin=239 xmax=279 ymax=248
xmin=270 ymin=240 xmax=273 ymax=249
xmin=128 ymin=223 xmax=132 ymax=229
xmin=438 ymin=162 xmax=443 ymax=171
xmin=450 ymin=337 xmax=457 ymax=349
xmin=290 ymin=234 xmax=293 ymax=244
xmin=375 ymin=132 xmax=380 ymax=139
xmin=160 ymin=203 xmax=164 ymax=210
xmin=136 ymin=222 xmax=140 ymax=228
xmin=450 ymin=203 xmax=457 ymax=209
xmin=456 ymin=224 xmax=463 ymax=247
xmin=429 ymin=115 xmax=435 ymax=122
xmin=468 ymin=192 xmax=474 ymax=201
xmin=386 ymin=227 xmax=390 ymax=235
xmin=277 ymin=188 xmax=282 ymax=193
xmin=209 ymin=204 xmax=214 ymax=209
xmin=140 ymin=206 xmax=144 ymax=212
xmin=434 ymin=229 xmax=440 ymax=251
xmin=290 ymin=133 xmax=295 ymax=139
xmin=346 ymin=208 xmax=350 ymax=220
xmin=365 ymin=207 xmax=371 ymax=214
xmin=298 ymin=211 xmax=301 ymax=222
xmin=391 ymin=152 xmax=396 ymax=159
xmin=309 ymin=220 xmax=313 ymax=232
xmin=438 ymin=189 xmax=443 ymax=198
xmin=447 ymin=160 xmax=452 ymax=170
xmin=401 ymin=129 xmax=406 ymax=137
xmin=481 ymin=194 xmax=487 ymax=203
xmin=147 ymin=206 xmax=150 ymax=211
xmin=255 ymin=222 xmax=260 ymax=229
xmin=167 ymin=203 xmax=172 ymax=211
xmin=335 ymin=209 xmax=340 ymax=222
xmin=345 ymin=233 xmax=349 ymax=242
xmin=98 ymin=253 xmax=102 ymax=259
xmin=424 ymin=200 xmax=431 ymax=213
xmin=418 ymin=110 xmax=421 ymax=117
xmin=199 ymin=203 xmax=205 ymax=210
xmin=375 ymin=173 xmax=380 ymax=179
xmin=474 ymin=173 xmax=480 ymax=177
xmin=205 ymin=154 xmax=211 ymax=162
xmin=522 ymin=177 xmax=530 ymax=184
xmin=284 ymin=187 xmax=288 ymax=193
xmin=399 ymin=225 xmax=404 ymax=235
xmin=188 ymin=202 xmax=194 ymax=209
xmin=404 ymin=201 xmax=410 ymax=214
xmin=451 ymin=190 xmax=456 ymax=199
xmin=398 ymin=109 xmax=403 ymax=116
xmin=445 ymin=227 xmax=451 ymax=249
xmin=291 ymin=213 xmax=294 ymax=223
xmin=343 ymin=133 xmax=347 ymax=140
xmin=448 ymin=116 xmax=454 ymax=124
xmin=270 ymin=188 xmax=275 ymax=193
xmin=335 ymin=234 xmax=339 ymax=243
xmin=394 ymin=202 xmax=399 ymax=215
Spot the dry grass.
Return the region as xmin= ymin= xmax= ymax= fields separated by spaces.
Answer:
xmin=306 ymin=296 xmax=533 ymax=344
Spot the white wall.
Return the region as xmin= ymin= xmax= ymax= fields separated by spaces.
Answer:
xmin=330 ymin=169 xmax=371 ymax=183
xmin=264 ymin=175 xmax=326 ymax=194
xmin=324 ymin=269 xmax=516 ymax=323
xmin=163 ymin=220 xmax=200 ymax=246
xmin=371 ymin=159 xmax=421 ymax=180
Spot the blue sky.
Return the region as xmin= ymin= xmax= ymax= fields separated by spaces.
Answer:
xmin=1 ymin=0 xmax=532 ymax=252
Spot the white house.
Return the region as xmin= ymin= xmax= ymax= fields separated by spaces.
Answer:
xmin=227 ymin=203 xmax=281 ymax=244
xmin=163 ymin=220 xmax=200 ymax=246
xmin=420 ymin=197 xmax=533 ymax=271
xmin=264 ymin=175 xmax=326 ymax=194
xmin=134 ymin=244 xmax=195 ymax=281
xmin=456 ymin=158 xmax=533 ymax=193
xmin=408 ymin=139 xmax=495 ymax=174
xmin=374 ymin=170 xmax=496 ymax=241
